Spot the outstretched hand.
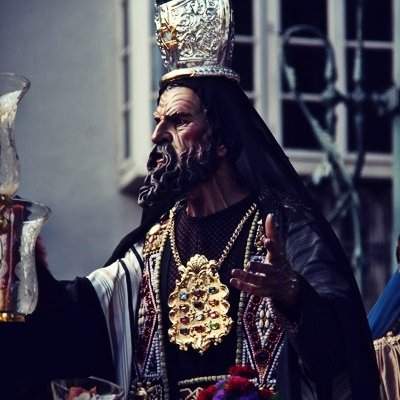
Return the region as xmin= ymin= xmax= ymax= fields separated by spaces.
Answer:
xmin=230 ymin=213 xmax=300 ymax=310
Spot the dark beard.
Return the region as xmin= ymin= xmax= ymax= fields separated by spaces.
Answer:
xmin=138 ymin=138 xmax=219 ymax=208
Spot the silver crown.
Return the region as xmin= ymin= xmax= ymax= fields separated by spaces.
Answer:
xmin=155 ymin=0 xmax=239 ymax=83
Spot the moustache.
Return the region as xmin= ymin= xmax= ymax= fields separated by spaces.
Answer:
xmin=147 ymin=140 xmax=176 ymax=173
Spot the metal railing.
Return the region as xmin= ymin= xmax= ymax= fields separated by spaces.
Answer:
xmin=280 ymin=0 xmax=400 ymax=297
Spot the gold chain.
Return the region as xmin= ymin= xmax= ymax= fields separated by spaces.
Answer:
xmin=168 ymin=201 xmax=258 ymax=269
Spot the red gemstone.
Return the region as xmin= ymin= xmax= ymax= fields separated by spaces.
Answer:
xmin=180 ymin=316 xmax=190 ymax=324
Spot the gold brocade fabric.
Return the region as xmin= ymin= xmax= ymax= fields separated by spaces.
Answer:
xmin=373 ymin=333 xmax=400 ymax=400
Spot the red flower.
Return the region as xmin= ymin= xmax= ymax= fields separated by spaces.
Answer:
xmin=228 ymin=365 xmax=258 ymax=379
xmin=66 ymin=386 xmax=97 ymax=400
xmin=196 ymin=365 xmax=279 ymax=400
xmin=224 ymin=376 xmax=255 ymax=394
xmin=197 ymin=384 xmax=217 ymax=400
xmin=259 ymin=388 xmax=274 ymax=400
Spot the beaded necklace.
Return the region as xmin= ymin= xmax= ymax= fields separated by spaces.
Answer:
xmin=167 ymin=201 xmax=257 ymax=354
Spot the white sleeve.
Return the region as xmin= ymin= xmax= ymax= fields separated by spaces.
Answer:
xmin=87 ymin=244 xmax=143 ymax=400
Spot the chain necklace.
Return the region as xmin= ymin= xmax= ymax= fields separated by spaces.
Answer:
xmin=167 ymin=200 xmax=258 ymax=354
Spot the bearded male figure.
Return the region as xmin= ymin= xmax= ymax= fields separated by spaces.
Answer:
xmin=0 ymin=1 xmax=380 ymax=400
xmin=87 ymin=76 xmax=378 ymax=400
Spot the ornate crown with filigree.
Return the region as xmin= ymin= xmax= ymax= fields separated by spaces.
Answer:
xmin=155 ymin=0 xmax=239 ymax=83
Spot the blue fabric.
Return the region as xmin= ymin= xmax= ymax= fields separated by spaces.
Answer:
xmin=368 ymin=269 xmax=400 ymax=340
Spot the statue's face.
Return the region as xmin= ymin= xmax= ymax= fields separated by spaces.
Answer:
xmin=151 ymin=86 xmax=208 ymax=156
xmin=138 ymin=86 xmax=220 ymax=208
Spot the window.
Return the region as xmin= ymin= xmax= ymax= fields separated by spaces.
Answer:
xmin=270 ymin=0 xmax=395 ymax=177
xmin=117 ymin=0 xmax=153 ymax=192
xmin=117 ymin=0 xmax=398 ymax=188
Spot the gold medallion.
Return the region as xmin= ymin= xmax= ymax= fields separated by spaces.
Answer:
xmin=168 ymin=254 xmax=233 ymax=354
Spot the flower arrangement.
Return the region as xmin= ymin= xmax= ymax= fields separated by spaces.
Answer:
xmin=197 ymin=365 xmax=279 ymax=400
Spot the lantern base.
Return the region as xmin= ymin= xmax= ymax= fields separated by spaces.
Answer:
xmin=0 ymin=311 xmax=25 ymax=322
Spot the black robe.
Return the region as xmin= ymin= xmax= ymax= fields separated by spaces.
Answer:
xmin=0 ymin=189 xmax=379 ymax=400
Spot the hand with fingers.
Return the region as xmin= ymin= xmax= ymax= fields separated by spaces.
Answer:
xmin=230 ymin=213 xmax=300 ymax=314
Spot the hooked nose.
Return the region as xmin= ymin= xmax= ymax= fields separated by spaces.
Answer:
xmin=151 ymin=119 xmax=172 ymax=144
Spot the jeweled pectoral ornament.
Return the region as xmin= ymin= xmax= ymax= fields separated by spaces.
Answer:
xmin=168 ymin=254 xmax=233 ymax=354
xmin=167 ymin=201 xmax=258 ymax=354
